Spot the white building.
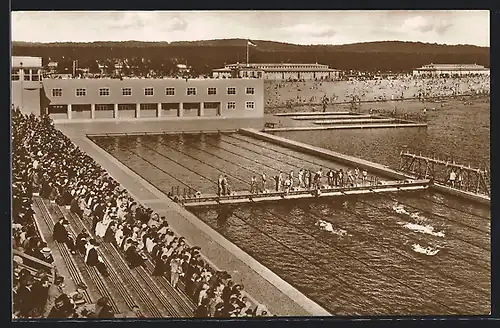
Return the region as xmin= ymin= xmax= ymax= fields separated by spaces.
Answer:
xmin=413 ymin=63 xmax=490 ymax=77
xmin=213 ymin=63 xmax=341 ymax=80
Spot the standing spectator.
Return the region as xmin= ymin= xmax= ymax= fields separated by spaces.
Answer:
xmin=43 ymin=276 xmax=65 ymax=317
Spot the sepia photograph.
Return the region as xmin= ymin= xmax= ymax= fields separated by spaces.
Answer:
xmin=10 ymin=10 xmax=490 ymax=319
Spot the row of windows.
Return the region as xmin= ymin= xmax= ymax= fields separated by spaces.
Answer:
xmin=57 ymin=102 xmax=256 ymax=112
xmin=52 ymin=87 xmax=256 ymax=97
xmin=11 ymin=74 xmax=41 ymax=82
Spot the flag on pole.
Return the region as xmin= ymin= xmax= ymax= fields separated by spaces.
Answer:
xmin=247 ymin=40 xmax=257 ymax=47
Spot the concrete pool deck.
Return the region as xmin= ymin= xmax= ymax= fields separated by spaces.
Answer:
xmin=63 ymin=131 xmax=331 ymax=316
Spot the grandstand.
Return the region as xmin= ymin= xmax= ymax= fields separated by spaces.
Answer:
xmin=11 ymin=107 xmax=277 ymax=318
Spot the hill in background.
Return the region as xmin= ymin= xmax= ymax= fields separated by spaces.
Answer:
xmin=12 ymin=39 xmax=490 ymax=74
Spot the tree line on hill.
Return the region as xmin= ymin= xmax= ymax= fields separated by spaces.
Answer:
xmin=12 ymin=39 xmax=490 ymax=75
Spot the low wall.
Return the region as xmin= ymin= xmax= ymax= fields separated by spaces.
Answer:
xmin=431 ymin=184 xmax=490 ymax=206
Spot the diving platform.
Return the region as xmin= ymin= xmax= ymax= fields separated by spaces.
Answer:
xmin=313 ymin=118 xmax=396 ymax=125
xmin=262 ymin=122 xmax=427 ymax=132
xmin=275 ymin=111 xmax=352 ymax=117
xmin=181 ymin=179 xmax=430 ymax=208
xmin=290 ymin=114 xmax=373 ymax=120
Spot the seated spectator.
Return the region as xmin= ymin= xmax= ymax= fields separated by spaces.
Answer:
xmin=47 ymin=294 xmax=77 ymax=318
xmin=52 ymin=217 xmax=76 ymax=254
xmin=84 ymin=297 xmax=115 ymax=318
xmin=84 ymin=239 xmax=109 ymax=277
xmin=37 ymin=247 xmax=55 ymax=265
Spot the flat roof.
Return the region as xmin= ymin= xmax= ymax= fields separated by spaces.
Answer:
xmin=12 ymin=56 xmax=42 ymax=68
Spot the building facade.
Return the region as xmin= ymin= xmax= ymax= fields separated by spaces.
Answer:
xmin=11 ymin=56 xmax=264 ymax=121
xmin=213 ymin=63 xmax=341 ymax=80
xmin=412 ymin=63 xmax=490 ymax=76
xmin=11 ymin=56 xmax=44 ymax=116
xmin=40 ymin=77 xmax=264 ymax=121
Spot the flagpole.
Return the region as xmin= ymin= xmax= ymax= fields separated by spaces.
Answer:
xmin=246 ymin=40 xmax=249 ymax=67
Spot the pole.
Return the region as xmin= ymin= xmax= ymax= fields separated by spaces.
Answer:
xmin=246 ymin=40 xmax=249 ymax=67
xmin=20 ymin=62 xmax=24 ymax=111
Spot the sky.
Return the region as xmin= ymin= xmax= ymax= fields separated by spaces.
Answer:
xmin=11 ymin=10 xmax=490 ymax=47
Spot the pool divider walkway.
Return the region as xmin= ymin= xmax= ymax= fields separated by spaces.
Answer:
xmin=68 ymin=134 xmax=331 ymax=316
xmin=239 ymin=129 xmax=490 ymax=206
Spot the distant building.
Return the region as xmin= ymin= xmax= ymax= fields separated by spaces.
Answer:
xmin=47 ymin=61 xmax=58 ymax=72
xmin=413 ymin=63 xmax=490 ymax=76
xmin=213 ymin=63 xmax=341 ymax=80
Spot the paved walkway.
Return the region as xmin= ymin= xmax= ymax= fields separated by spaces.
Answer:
xmin=68 ymin=134 xmax=331 ymax=316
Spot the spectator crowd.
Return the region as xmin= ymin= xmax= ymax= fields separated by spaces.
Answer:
xmin=12 ymin=106 xmax=271 ymax=318
xmin=265 ymin=75 xmax=490 ymax=112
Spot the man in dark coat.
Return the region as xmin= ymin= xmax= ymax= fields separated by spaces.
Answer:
xmin=53 ymin=218 xmax=76 ymax=254
xmin=47 ymin=294 xmax=76 ymax=318
xmin=31 ymin=276 xmax=51 ymax=316
xmin=70 ymin=197 xmax=83 ymax=217
xmin=152 ymin=254 xmax=168 ymax=276
xmin=17 ymin=277 xmax=36 ymax=317
xmin=76 ymin=230 xmax=89 ymax=255
xmin=125 ymin=242 xmax=146 ymax=269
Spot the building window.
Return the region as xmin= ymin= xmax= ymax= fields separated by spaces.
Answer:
xmin=23 ymin=69 xmax=31 ymax=81
xmin=165 ymin=87 xmax=175 ymax=96
xmin=140 ymin=103 xmax=157 ymax=111
xmin=257 ymin=72 xmax=262 ymax=78
xmin=99 ymin=88 xmax=110 ymax=96
xmin=32 ymin=74 xmax=40 ymax=81
xmin=76 ymin=88 xmax=86 ymax=96
xmin=187 ymin=87 xmax=197 ymax=96
xmin=144 ymin=87 xmax=154 ymax=96
xmin=204 ymin=102 xmax=220 ymax=109
xmin=227 ymin=101 xmax=236 ymax=110
xmin=95 ymin=104 xmax=113 ymax=111
xmin=245 ymin=101 xmax=255 ymax=110
xmin=122 ymin=88 xmax=132 ymax=96
xmin=246 ymin=87 xmax=255 ymax=95
xmin=52 ymin=88 xmax=62 ymax=97
xmin=227 ymin=87 xmax=236 ymax=95
xmin=118 ymin=104 xmax=136 ymax=111
xmin=207 ymin=87 xmax=217 ymax=95
xmin=11 ymin=73 xmax=20 ymax=81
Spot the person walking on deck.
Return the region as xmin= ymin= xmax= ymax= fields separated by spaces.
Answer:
xmin=289 ymin=171 xmax=294 ymax=191
xmin=315 ymin=168 xmax=323 ymax=189
xmin=338 ymin=169 xmax=344 ymax=187
xmin=298 ymin=169 xmax=304 ymax=189
xmin=449 ymin=170 xmax=456 ymax=188
xmin=362 ymin=169 xmax=368 ymax=185
xmin=221 ymin=175 xmax=227 ymax=196
xmin=250 ymin=176 xmax=257 ymax=194
xmin=327 ymin=169 xmax=334 ymax=188
xmin=261 ymin=173 xmax=267 ymax=193
xmin=273 ymin=174 xmax=280 ymax=192
xmin=223 ymin=175 xmax=230 ymax=195
xmin=278 ymin=172 xmax=284 ymax=192
xmin=354 ymin=167 xmax=360 ymax=186
xmin=306 ymin=170 xmax=312 ymax=189
xmin=217 ymin=175 xmax=223 ymax=197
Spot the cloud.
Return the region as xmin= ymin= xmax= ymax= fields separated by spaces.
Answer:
xmin=168 ymin=16 xmax=188 ymax=31
xmin=402 ymin=15 xmax=454 ymax=35
xmin=281 ymin=23 xmax=337 ymax=39
xmin=108 ymin=12 xmax=148 ymax=30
